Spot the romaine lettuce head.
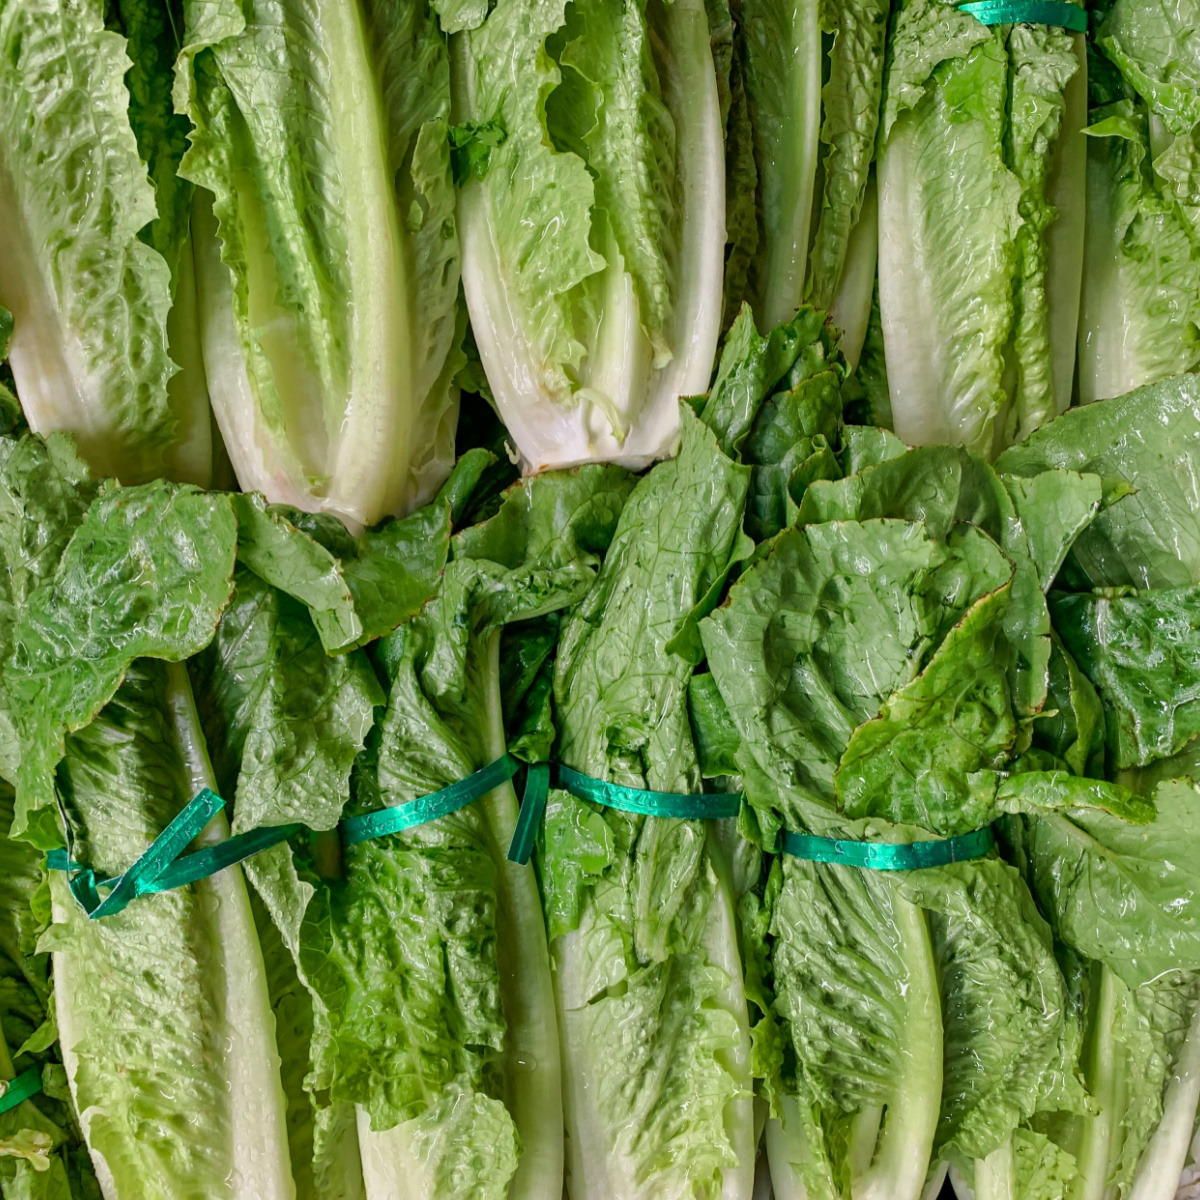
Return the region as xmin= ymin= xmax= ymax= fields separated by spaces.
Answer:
xmin=230 ymin=466 xmax=631 ymax=1200
xmin=176 ymin=0 xmax=464 ymax=527
xmin=1078 ymin=0 xmax=1200 ymax=402
xmin=544 ymin=409 xmax=755 ymax=1200
xmin=876 ymin=0 xmax=1086 ymax=455
xmin=0 ymin=0 xmax=216 ymax=486
xmin=451 ymin=0 xmax=726 ymax=473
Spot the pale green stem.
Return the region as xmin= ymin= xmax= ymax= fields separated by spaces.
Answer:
xmin=479 ymin=630 xmax=564 ymax=1200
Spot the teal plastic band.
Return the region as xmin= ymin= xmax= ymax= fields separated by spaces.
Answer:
xmin=781 ymin=825 xmax=995 ymax=870
xmin=0 ymin=1068 xmax=41 ymax=1114
xmin=50 ymin=789 xmax=225 ymax=919
xmin=959 ymin=0 xmax=1087 ymax=30
xmin=148 ymin=822 xmax=305 ymax=892
xmin=49 ymin=756 xmax=526 ymax=916
xmin=507 ymin=764 xmax=549 ymax=865
xmin=341 ymin=754 xmax=519 ymax=846
xmin=555 ymin=764 xmax=741 ymax=820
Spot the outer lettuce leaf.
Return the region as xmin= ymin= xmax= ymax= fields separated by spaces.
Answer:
xmin=877 ymin=26 xmax=1018 ymax=455
xmin=901 ymin=860 xmax=1087 ymax=1173
xmin=248 ymin=885 xmax=366 ymax=1200
xmin=795 ymin=442 xmax=1103 ymax=724
xmin=1096 ymin=0 xmax=1200 ymax=137
xmin=1000 ymin=778 xmax=1200 ymax=989
xmin=8 ymin=482 xmax=237 ymax=846
xmin=1078 ymin=92 xmax=1200 ymax=403
xmin=177 ymin=0 xmax=462 ymax=524
xmin=455 ymin=0 xmax=725 ymax=471
xmin=190 ymin=566 xmax=383 ymax=834
xmin=1093 ymin=0 xmax=1200 ymax=317
xmin=0 ymin=433 xmax=96 ymax=785
xmin=546 ymin=409 xmax=754 ymax=1199
xmin=719 ymin=2 xmax=759 ymax=332
xmin=1005 ymin=26 xmax=1082 ymax=443
xmin=0 ymin=786 xmax=101 ymax=1200
xmin=1051 ymin=584 xmax=1200 ymax=770
xmin=551 ymin=0 xmax=679 ymax=365
xmin=232 ymin=491 xmax=452 ymax=654
xmin=1064 ymin=965 xmax=1200 ymax=1200
xmin=765 ymin=857 xmax=942 ymax=1200
xmin=1030 ymin=636 xmax=1106 ymax=779
xmin=701 ymin=513 xmax=1025 ymax=839
xmin=995 ymin=372 xmax=1200 ymax=590
xmin=807 ymin=0 xmax=889 ymax=320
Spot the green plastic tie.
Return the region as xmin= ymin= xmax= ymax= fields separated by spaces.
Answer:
xmin=341 ymin=754 xmax=519 ymax=846
xmin=958 ymin=0 xmax=1087 ymax=30
xmin=781 ymin=825 xmax=995 ymax=870
xmin=48 ymin=788 xmax=225 ymax=919
xmin=48 ymin=755 xmax=531 ymax=915
xmin=507 ymin=764 xmax=549 ymax=865
xmin=148 ymin=822 xmax=305 ymax=893
xmin=555 ymin=764 xmax=741 ymax=820
xmin=0 ymin=1068 xmax=42 ymax=1114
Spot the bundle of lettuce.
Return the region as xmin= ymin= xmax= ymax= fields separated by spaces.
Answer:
xmin=693 ymin=367 xmax=1200 ymax=1200
xmin=0 ymin=350 xmax=629 ymax=1198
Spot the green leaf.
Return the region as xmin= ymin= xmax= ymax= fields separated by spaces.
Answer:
xmin=994 ymin=770 xmax=1153 ymax=825
xmin=901 ymin=860 xmax=1087 ymax=1169
xmin=10 ymin=483 xmax=237 ymax=845
xmin=1011 ymin=1129 xmax=1078 ymax=1200
xmin=190 ymin=567 xmax=384 ymax=834
xmin=769 ymin=860 xmax=942 ymax=1197
xmin=735 ymin=0 xmax=823 ymax=330
xmin=877 ymin=28 xmax=1022 ymax=454
xmin=700 ymin=517 xmax=1019 ymax=838
xmin=1001 ymin=471 xmax=1104 ymax=591
xmin=1053 ymin=584 xmax=1200 ymax=769
xmin=838 ymin=424 xmax=908 ymax=474
xmin=233 ymin=492 xmax=451 ymax=654
xmin=448 ymin=118 xmax=507 ymax=185
xmin=1078 ymin=101 xmax=1200 ymax=402
xmin=0 ymin=0 xmax=182 ymax=482
xmin=806 ymin=0 xmax=890 ymax=312
xmin=699 ymin=306 xmax=830 ymax=458
xmin=1002 ymin=778 xmax=1200 ymax=986
xmin=0 ymin=433 xmax=97 ymax=785
xmin=995 ymin=372 xmax=1200 ymax=589
xmin=1031 ymin=636 xmax=1106 ymax=778
xmin=688 ymin=672 xmax=742 ymax=778
xmin=247 ymin=883 xmax=365 ymax=1200
xmin=1098 ymin=0 xmax=1200 ymax=136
